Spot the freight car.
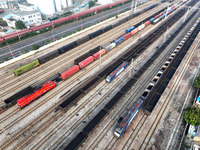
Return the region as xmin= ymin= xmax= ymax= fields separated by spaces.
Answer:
xmin=17 ymin=81 xmax=56 ymax=109
xmin=4 ymin=86 xmax=34 ymax=106
xmin=13 ymin=60 xmax=40 ymax=76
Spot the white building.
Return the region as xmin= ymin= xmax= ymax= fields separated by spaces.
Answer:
xmin=12 ymin=10 xmax=42 ymax=27
xmin=0 ymin=0 xmax=23 ymax=9
xmin=27 ymin=0 xmax=73 ymax=15
xmin=4 ymin=17 xmax=16 ymax=28
xmin=18 ymin=3 xmax=36 ymax=11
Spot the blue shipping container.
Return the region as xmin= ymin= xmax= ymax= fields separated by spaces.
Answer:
xmin=126 ymin=26 xmax=135 ymax=33
xmin=114 ymin=37 xmax=125 ymax=45
xmin=106 ymin=61 xmax=128 ymax=82
xmin=150 ymin=18 xmax=155 ymax=23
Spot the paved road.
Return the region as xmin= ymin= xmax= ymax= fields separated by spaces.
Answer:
xmin=0 ymin=1 xmax=150 ymax=62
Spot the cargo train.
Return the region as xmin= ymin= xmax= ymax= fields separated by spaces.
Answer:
xmin=114 ymin=16 xmax=200 ymax=137
xmin=60 ymin=2 xmax=181 ymax=80
xmin=3 ymin=1 xmax=183 ymax=110
xmin=12 ymin=3 xmax=160 ymax=76
xmin=62 ymin=3 xmax=199 ymax=149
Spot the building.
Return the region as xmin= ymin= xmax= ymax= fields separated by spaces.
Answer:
xmin=27 ymin=0 xmax=73 ymax=15
xmin=5 ymin=17 xmax=16 ymax=28
xmin=0 ymin=0 xmax=24 ymax=9
xmin=12 ymin=10 xmax=42 ymax=27
xmin=18 ymin=2 xmax=35 ymax=11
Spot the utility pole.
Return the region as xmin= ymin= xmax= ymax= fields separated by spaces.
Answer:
xmin=131 ymin=0 xmax=136 ymax=14
xmin=99 ymin=47 xmax=102 ymax=69
xmin=183 ymin=7 xmax=190 ymax=22
xmin=5 ymin=42 xmax=14 ymax=58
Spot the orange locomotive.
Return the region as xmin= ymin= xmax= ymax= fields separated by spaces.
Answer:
xmin=17 ymin=81 xmax=56 ymax=109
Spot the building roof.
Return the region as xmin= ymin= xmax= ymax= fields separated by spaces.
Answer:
xmin=19 ymin=2 xmax=34 ymax=7
xmin=12 ymin=10 xmax=39 ymax=17
xmin=8 ymin=18 xmax=15 ymax=21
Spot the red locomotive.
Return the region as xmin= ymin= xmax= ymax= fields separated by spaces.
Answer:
xmin=17 ymin=81 xmax=56 ymax=109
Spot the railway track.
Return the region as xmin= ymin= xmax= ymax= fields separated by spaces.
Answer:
xmin=0 ymin=5 xmax=168 ymax=101
xmin=0 ymin=23 xmax=155 ymax=127
xmin=139 ymin=19 xmax=200 ymax=150
xmin=0 ymin=11 xmax=165 ymax=149
xmin=62 ymin=4 xmax=199 ymax=149
xmin=0 ymin=1 xmax=191 ymax=149
xmin=0 ymin=4 xmax=170 ymax=127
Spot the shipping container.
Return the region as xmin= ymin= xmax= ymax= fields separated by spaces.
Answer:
xmin=144 ymin=21 xmax=150 ymax=26
xmin=78 ymin=56 xmax=94 ymax=68
xmin=104 ymin=42 xmax=116 ymax=51
xmin=123 ymin=33 xmax=132 ymax=40
xmin=150 ymin=18 xmax=155 ymax=23
xmin=93 ymin=49 xmax=106 ymax=59
xmin=61 ymin=65 xmax=80 ymax=80
xmin=114 ymin=37 xmax=124 ymax=45
xmin=138 ymin=24 xmax=145 ymax=30
xmin=126 ymin=26 xmax=135 ymax=33
xmin=13 ymin=59 xmax=40 ymax=76
xmin=130 ymin=28 xmax=139 ymax=35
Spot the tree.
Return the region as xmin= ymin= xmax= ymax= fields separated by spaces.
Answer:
xmin=32 ymin=44 xmax=40 ymax=50
xmin=184 ymin=106 xmax=200 ymax=126
xmin=0 ymin=18 xmax=7 ymax=27
xmin=89 ymin=1 xmax=95 ymax=9
xmin=15 ymin=20 xmax=26 ymax=29
xmin=193 ymin=76 xmax=200 ymax=89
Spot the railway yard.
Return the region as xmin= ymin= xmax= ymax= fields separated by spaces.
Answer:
xmin=0 ymin=0 xmax=200 ymax=149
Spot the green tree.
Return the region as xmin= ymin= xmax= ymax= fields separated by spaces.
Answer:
xmin=32 ymin=44 xmax=40 ymax=50
xmin=193 ymin=76 xmax=200 ymax=89
xmin=0 ymin=18 xmax=7 ymax=26
xmin=184 ymin=106 xmax=200 ymax=126
xmin=15 ymin=20 xmax=26 ymax=29
xmin=89 ymin=1 xmax=95 ymax=9
xmin=3 ymin=57 xmax=8 ymax=61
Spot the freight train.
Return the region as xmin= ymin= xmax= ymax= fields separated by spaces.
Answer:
xmin=12 ymin=3 xmax=161 ymax=76
xmin=60 ymin=2 xmax=181 ymax=80
xmin=114 ymin=16 xmax=200 ymax=137
xmin=0 ymin=0 xmax=131 ymax=43
xmin=62 ymin=1 xmax=200 ymax=148
xmin=3 ymin=1 xmax=184 ymax=110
